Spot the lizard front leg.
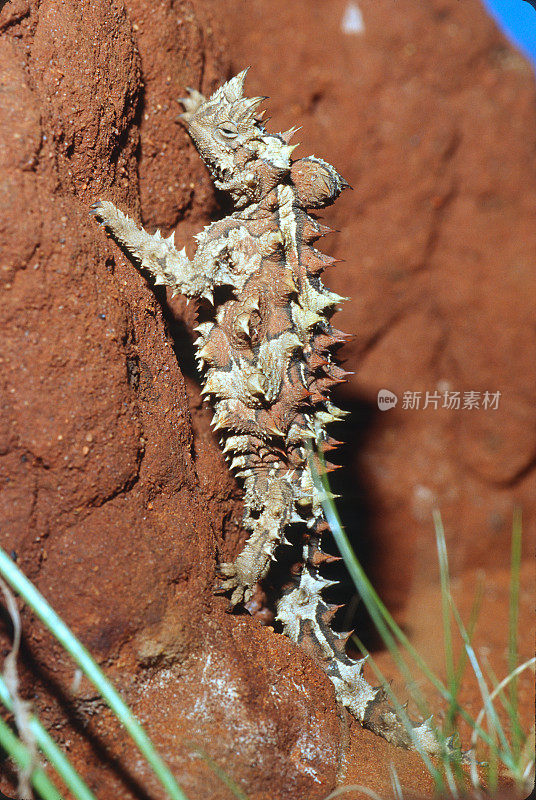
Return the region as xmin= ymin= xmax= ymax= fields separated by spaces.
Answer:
xmin=90 ymin=200 xmax=228 ymax=300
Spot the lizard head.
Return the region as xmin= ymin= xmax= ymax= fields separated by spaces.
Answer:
xmin=180 ymin=69 xmax=296 ymax=207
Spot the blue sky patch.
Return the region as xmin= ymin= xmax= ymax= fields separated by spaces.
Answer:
xmin=482 ymin=0 xmax=536 ymax=67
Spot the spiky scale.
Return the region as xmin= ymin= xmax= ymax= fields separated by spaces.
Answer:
xmin=301 ymin=216 xmax=333 ymax=242
xmin=195 ymin=321 xmax=214 ymax=337
xmin=234 ymin=312 xmax=251 ymax=338
xmin=280 ymin=126 xmax=301 ymax=143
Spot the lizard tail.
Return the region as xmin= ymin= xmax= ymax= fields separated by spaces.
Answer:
xmin=277 ymin=518 xmax=458 ymax=757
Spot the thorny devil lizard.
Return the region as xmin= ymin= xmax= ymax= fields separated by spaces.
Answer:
xmin=90 ymin=70 xmax=450 ymax=756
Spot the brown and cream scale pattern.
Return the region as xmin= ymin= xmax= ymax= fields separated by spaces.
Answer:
xmin=90 ymin=70 xmax=450 ymax=755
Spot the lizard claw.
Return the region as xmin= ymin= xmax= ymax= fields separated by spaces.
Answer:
xmin=179 ymin=87 xmax=207 ymax=123
xmin=215 ymin=563 xmax=255 ymax=608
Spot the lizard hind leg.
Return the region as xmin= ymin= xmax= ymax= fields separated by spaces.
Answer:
xmin=217 ymin=469 xmax=295 ymax=608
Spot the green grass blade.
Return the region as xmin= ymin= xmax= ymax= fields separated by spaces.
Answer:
xmin=188 ymin=745 xmax=249 ymax=800
xmin=473 ymin=657 xmax=536 ymax=785
xmin=0 ymin=547 xmax=189 ymax=800
xmin=519 ymin=724 xmax=535 ymax=786
xmin=325 ymin=506 xmax=445 ymax=749
xmin=487 ymin=708 xmax=499 ymax=792
xmin=433 ymin=509 xmax=474 ymax=790
xmin=508 ymin=507 xmax=522 ymax=760
xmin=450 ymin=600 xmax=514 ymax=768
xmin=314 ymin=451 xmax=442 ymax=684
xmin=313 ymin=454 xmax=430 ymax=710
xmin=480 ymin=659 xmax=512 ymax=790
xmin=481 ymin=654 xmax=526 ymax=764
xmin=434 ymin=511 xmax=456 ymax=712
xmin=389 ymin=763 xmax=403 ymax=800
xmin=435 ymin=512 xmax=486 ymax=756
xmin=449 ymin=575 xmax=484 ymax=730
xmin=0 ymin=714 xmax=63 ymax=800
xmin=0 ymin=675 xmax=97 ymax=800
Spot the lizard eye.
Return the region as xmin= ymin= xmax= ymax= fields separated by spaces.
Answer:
xmin=217 ymin=122 xmax=239 ymax=139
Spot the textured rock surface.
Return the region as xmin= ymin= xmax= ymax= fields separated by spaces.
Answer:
xmin=0 ymin=0 xmax=534 ymax=798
